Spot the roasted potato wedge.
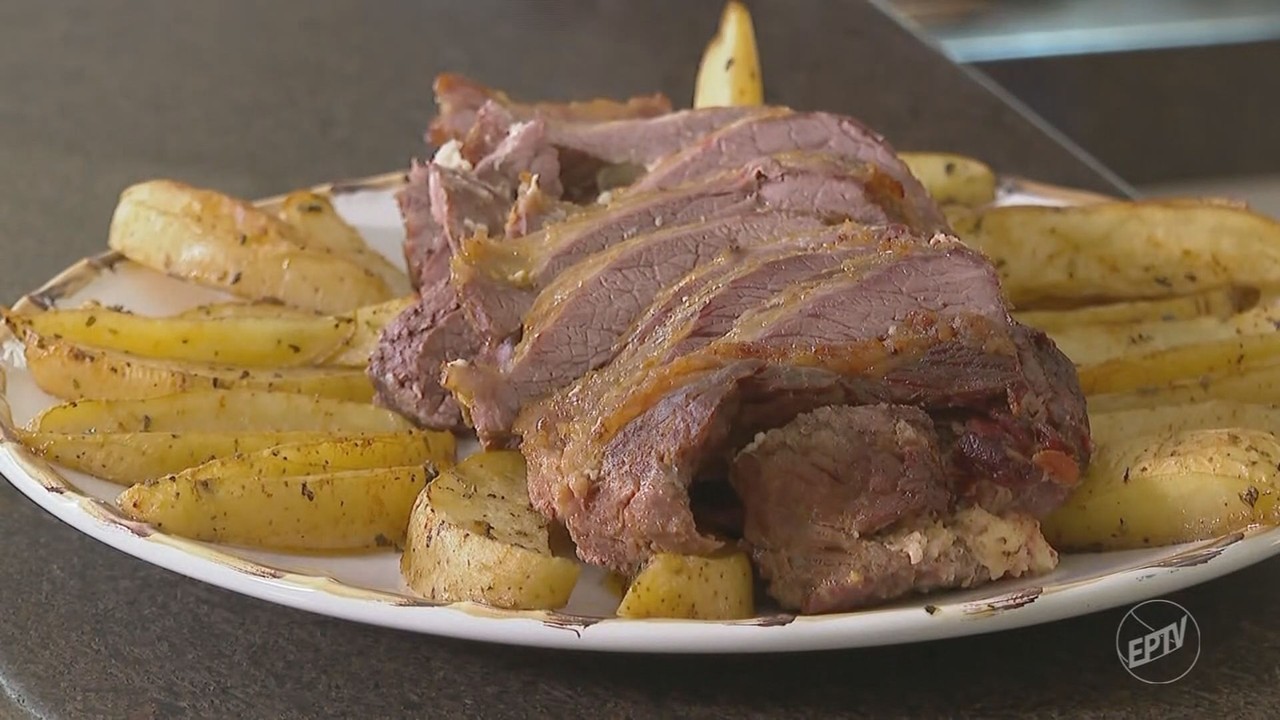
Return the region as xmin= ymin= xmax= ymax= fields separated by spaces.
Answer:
xmin=29 ymin=389 xmax=409 ymax=434
xmin=175 ymin=301 xmax=320 ymax=320
xmin=5 ymin=306 xmax=354 ymax=367
xmin=174 ymin=431 xmax=453 ymax=482
xmin=1044 ymin=405 xmax=1280 ymax=551
xmin=952 ymin=201 xmax=1280 ymax=307
xmin=18 ymin=430 xmax=352 ymax=484
xmin=615 ymin=552 xmax=755 ymax=620
xmin=401 ymin=450 xmax=581 ymax=610
xmin=1077 ymin=333 xmax=1280 ymax=396
xmin=1046 ymin=304 xmax=1280 ymax=368
xmin=276 ymin=190 xmax=411 ymax=296
xmin=1014 ymin=288 xmax=1247 ymax=331
xmin=693 ymin=0 xmax=763 ymax=107
xmin=119 ymin=464 xmax=433 ymax=552
xmin=107 ymin=179 xmax=395 ymax=313
xmin=19 ymin=429 xmax=452 ymax=486
xmin=21 ymin=331 xmax=374 ymax=402
xmin=900 ymin=152 xmax=997 ymax=208
xmin=1089 ymin=365 xmax=1280 ymax=412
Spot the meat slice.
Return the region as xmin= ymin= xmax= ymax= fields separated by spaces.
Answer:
xmin=443 ymin=218 xmax=866 ymax=445
xmin=427 ymin=72 xmax=672 ymax=147
xmin=544 ymin=106 xmax=770 ymax=170
xmin=731 ymin=404 xmax=952 ymax=541
xmin=631 ymin=111 xmax=947 ymax=231
xmin=368 ymin=291 xmax=475 ymax=428
xmin=516 ymin=236 xmax=1090 ymax=575
xmin=732 ymin=400 xmax=1058 ymax=615
xmin=449 ymin=152 xmax=935 ymax=346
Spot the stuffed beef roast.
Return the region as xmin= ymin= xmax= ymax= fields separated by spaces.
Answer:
xmin=371 ymin=75 xmax=1092 ymax=613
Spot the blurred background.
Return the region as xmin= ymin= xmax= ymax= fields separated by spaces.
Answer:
xmin=886 ymin=0 xmax=1280 ymax=216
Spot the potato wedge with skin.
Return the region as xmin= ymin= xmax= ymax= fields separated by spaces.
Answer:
xmin=1043 ymin=424 xmax=1280 ymax=551
xmin=1045 ymin=304 xmax=1280 ymax=368
xmin=7 ymin=307 xmax=354 ymax=367
xmin=176 ymin=431 xmax=455 ymax=485
xmin=616 ymin=552 xmax=755 ymax=620
xmin=107 ymin=180 xmax=394 ymax=314
xmin=22 ymin=332 xmax=374 ymax=402
xmin=693 ymin=0 xmax=763 ymax=108
xmin=1089 ymin=365 xmax=1280 ymax=412
xmin=16 ymin=430 xmax=361 ymax=484
xmin=1014 ymin=288 xmax=1247 ymax=331
xmin=401 ymin=450 xmax=581 ymax=610
xmin=899 ymin=152 xmax=997 ymax=208
xmin=119 ymin=464 xmax=433 ymax=552
xmin=276 ymin=191 xmax=411 ymax=297
xmin=1077 ymin=333 xmax=1280 ymax=396
xmin=30 ymin=389 xmax=409 ymax=434
xmin=952 ymin=201 xmax=1280 ymax=307
xmin=175 ymin=301 xmax=320 ymax=320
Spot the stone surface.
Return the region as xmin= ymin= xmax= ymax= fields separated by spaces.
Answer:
xmin=1 ymin=2 xmax=1274 ymax=718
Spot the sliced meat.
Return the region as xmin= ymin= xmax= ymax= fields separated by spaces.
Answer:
xmin=427 ymin=72 xmax=672 ymax=147
xmin=517 ymin=237 xmax=1089 ymax=574
xmin=729 ymin=404 xmax=987 ymax=612
xmin=368 ymin=291 xmax=477 ymax=428
xmin=449 ymin=152 xmax=937 ymax=346
xmin=731 ymin=404 xmax=952 ymax=541
xmin=544 ymin=106 xmax=771 ymax=169
xmin=378 ymin=116 xmax=567 ymax=429
xmin=737 ymin=499 xmax=1058 ymax=613
xmin=504 ymin=174 xmax=575 ymax=238
xmin=398 ymin=162 xmax=510 ymax=292
xmin=444 ymin=218 xmax=873 ymax=446
xmin=631 ymin=111 xmax=947 ymax=231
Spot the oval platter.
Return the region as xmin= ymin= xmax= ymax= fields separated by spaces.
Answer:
xmin=2 ymin=171 xmax=1278 ymax=654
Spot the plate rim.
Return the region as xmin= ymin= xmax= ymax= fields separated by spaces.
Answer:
xmin=3 ymin=170 xmax=1277 ymax=654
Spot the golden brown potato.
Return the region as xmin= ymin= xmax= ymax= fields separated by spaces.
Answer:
xmin=119 ymin=464 xmax=433 ymax=552
xmin=17 ymin=430 xmax=357 ymax=484
xmin=899 ymin=152 xmax=997 ymax=208
xmin=107 ymin=179 xmax=395 ymax=313
xmin=174 ymin=301 xmax=320 ymax=320
xmin=693 ymin=0 xmax=763 ymax=107
xmin=21 ymin=331 xmax=374 ymax=402
xmin=175 ymin=431 xmax=453 ymax=482
xmin=952 ymin=201 xmax=1280 ymax=307
xmin=615 ymin=552 xmax=755 ymax=620
xmin=1044 ymin=403 xmax=1280 ymax=551
xmin=1077 ymin=333 xmax=1280 ymax=396
xmin=400 ymin=450 xmax=581 ymax=610
xmin=29 ymin=389 xmax=410 ymax=434
xmin=1045 ymin=303 xmax=1280 ymax=368
xmin=1014 ymin=288 xmax=1247 ymax=331
xmin=1088 ymin=364 xmax=1280 ymax=412
xmin=276 ymin=190 xmax=411 ymax=296
xmin=6 ymin=306 xmax=354 ymax=367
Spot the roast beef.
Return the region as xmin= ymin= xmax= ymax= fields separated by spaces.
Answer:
xmin=729 ymin=405 xmax=1058 ymax=612
xmin=379 ymin=79 xmax=1092 ymax=613
xmin=427 ymin=73 xmax=672 ymax=147
xmin=630 ymin=111 xmax=946 ymax=231
xmin=516 ymin=235 xmax=1089 ymax=577
xmin=443 ymin=218 xmax=877 ymax=445
xmin=447 ymin=152 xmax=934 ymax=352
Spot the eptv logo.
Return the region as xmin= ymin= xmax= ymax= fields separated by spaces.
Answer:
xmin=1115 ymin=600 xmax=1200 ymax=684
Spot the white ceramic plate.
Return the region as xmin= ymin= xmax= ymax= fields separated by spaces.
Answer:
xmin=3 ymin=173 xmax=1278 ymax=654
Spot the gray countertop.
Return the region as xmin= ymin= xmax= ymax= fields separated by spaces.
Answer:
xmin=0 ymin=2 xmax=1273 ymax=718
